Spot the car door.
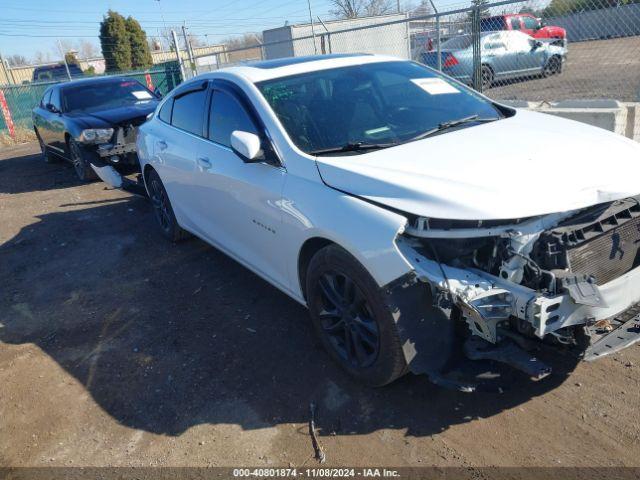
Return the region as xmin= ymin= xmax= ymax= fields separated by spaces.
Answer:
xmin=193 ymin=83 xmax=288 ymax=288
xmin=519 ymin=36 xmax=547 ymax=74
xmin=33 ymin=89 xmax=52 ymax=146
xmin=153 ymin=84 xmax=210 ymax=233
xmin=491 ymin=32 xmax=521 ymax=78
xmin=46 ymin=87 xmax=67 ymax=154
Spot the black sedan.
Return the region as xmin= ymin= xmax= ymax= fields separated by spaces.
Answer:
xmin=32 ymin=76 xmax=160 ymax=189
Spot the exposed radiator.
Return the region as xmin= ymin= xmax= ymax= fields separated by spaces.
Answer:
xmin=567 ymin=215 xmax=640 ymax=285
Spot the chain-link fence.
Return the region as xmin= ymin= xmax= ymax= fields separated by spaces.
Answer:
xmin=189 ymin=0 xmax=640 ymax=103
xmin=0 ymin=63 xmax=181 ymax=144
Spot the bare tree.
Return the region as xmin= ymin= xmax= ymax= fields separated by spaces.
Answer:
xmin=6 ymin=54 xmax=28 ymax=66
xmin=329 ymin=0 xmax=395 ymax=18
xmin=33 ymin=51 xmax=52 ymax=64
xmin=224 ymin=33 xmax=262 ymax=50
xmin=409 ymin=0 xmax=434 ymax=16
xmin=77 ymin=40 xmax=99 ymax=59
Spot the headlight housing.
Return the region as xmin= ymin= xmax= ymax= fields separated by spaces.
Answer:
xmin=78 ymin=128 xmax=114 ymax=144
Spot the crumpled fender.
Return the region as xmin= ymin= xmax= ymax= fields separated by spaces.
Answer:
xmin=384 ymin=273 xmax=455 ymax=376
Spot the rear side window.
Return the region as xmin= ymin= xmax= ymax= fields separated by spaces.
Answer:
xmin=510 ymin=18 xmax=522 ymax=30
xmin=171 ymin=89 xmax=207 ymax=136
xmin=158 ymin=99 xmax=173 ymax=123
xmin=208 ymin=90 xmax=258 ymax=147
xmin=480 ymin=17 xmax=507 ymax=31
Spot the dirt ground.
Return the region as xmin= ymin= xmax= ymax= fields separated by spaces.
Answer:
xmin=1 ymin=142 xmax=640 ymax=471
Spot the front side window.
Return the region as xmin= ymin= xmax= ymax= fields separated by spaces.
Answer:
xmin=171 ymin=89 xmax=207 ymax=136
xmin=41 ymin=90 xmax=52 ymax=107
xmin=50 ymin=88 xmax=62 ymax=111
xmin=510 ymin=18 xmax=522 ymax=30
xmin=62 ymin=80 xmax=154 ymax=113
xmin=208 ymin=90 xmax=259 ymax=147
xmin=522 ymin=16 xmax=539 ymax=29
xmin=258 ymin=61 xmax=501 ymax=155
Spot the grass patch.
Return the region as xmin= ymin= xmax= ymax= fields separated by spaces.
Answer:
xmin=0 ymin=127 xmax=37 ymax=147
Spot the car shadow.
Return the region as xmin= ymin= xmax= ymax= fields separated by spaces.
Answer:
xmin=0 ymin=148 xmax=82 ymax=194
xmin=0 ymin=169 xmax=580 ymax=439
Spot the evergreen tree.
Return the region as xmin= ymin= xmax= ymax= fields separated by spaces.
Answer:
xmin=99 ymin=10 xmax=132 ymax=72
xmin=125 ymin=16 xmax=153 ymax=69
xmin=467 ymin=0 xmax=490 ymax=21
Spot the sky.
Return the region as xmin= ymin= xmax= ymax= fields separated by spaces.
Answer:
xmin=0 ymin=0 xmax=472 ymax=63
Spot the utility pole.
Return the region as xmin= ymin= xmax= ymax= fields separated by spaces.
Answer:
xmin=307 ymin=0 xmax=317 ymax=54
xmin=57 ymin=40 xmax=72 ymax=81
xmin=397 ymin=0 xmax=401 ymax=13
xmin=182 ymin=24 xmax=197 ymax=76
xmin=171 ymin=29 xmax=186 ymax=80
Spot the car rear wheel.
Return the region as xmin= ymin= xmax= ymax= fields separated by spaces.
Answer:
xmin=69 ymin=139 xmax=98 ymax=181
xmin=35 ymin=129 xmax=58 ymax=164
xmin=480 ymin=65 xmax=494 ymax=90
xmin=306 ymin=244 xmax=407 ymax=386
xmin=543 ymin=56 xmax=562 ymax=77
xmin=146 ymin=169 xmax=189 ymax=242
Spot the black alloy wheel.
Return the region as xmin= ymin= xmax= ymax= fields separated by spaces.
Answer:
xmin=316 ymin=271 xmax=380 ymax=368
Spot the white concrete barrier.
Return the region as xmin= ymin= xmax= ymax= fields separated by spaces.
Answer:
xmin=501 ymin=100 xmax=639 ymax=142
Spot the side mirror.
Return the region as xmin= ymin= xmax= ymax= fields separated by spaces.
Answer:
xmin=46 ymin=103 xmax=59 ymax=114
xmin=153 ymin=87 xmax=163 ymax=99
xmin=230 ymin=130 xmax=263 ymax=162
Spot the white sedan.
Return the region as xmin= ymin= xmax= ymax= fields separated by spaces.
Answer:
xmin=137 ymin=54 xmax=640 ymax=390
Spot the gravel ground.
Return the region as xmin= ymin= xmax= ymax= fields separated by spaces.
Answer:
xmin=1 ymin=142 xmax=640 ymax=472
xmin=489 ymin=37 xmax=640 ymax=102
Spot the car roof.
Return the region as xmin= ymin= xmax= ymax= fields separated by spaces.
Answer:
xmin=54 ymin=76 xmax=143 ymax=89
xmin=198 ymin=53 xmax=403 ymax=83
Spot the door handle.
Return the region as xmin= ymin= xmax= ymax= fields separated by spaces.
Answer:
xmin=197 ymin=156 xmax=212 ymax=169
xmin=156 ymin=140 xmax=168 ymax=151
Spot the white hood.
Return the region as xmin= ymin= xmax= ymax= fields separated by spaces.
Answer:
xmin=315 ymin=109 xmax=640 ymax=220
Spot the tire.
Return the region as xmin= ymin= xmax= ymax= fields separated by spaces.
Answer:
xmin=68 ymin=138 xmax=98 ymax=181
xmin=543 ymin=56 xmax=562 ymax=77
xmin=146 ymin=169 xmax=189 ymax=242
xmin=480 ymin=65 xmax=494 ymax=90
xmin=35 ymin=129 xmax=59 ymax=164
xmin=306 ymin=244 xmax=407 ymax=386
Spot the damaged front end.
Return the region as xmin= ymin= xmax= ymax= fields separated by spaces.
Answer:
xmin=396 ymin=196 xmax=640 ymax=387
xmin=83 ymin=120 xmax=148 ymax=196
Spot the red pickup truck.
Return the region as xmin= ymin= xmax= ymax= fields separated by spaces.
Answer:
xmin=480 ymin=14 xmax=566 ymax=46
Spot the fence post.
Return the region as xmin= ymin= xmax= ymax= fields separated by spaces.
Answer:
xmin=427 ymin=0 xmax=441 ymax=71
xmin=182 ymin=25 xmax=197 ymax=76
xmin=171 ymin=30 xmax=185 ymax=81
xmin=471 ymin=6 xmax=482 ymax=92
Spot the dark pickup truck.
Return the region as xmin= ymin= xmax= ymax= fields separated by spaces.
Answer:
xmin=32 ymin=76 xmax=160 ymax=192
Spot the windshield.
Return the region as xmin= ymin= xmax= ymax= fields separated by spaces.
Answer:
xmin=257 ymin=61 xmax=501 ymax=155
xmin=62 ymin=80 xmax=155 ymax=113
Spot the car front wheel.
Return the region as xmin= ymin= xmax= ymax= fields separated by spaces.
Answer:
xmin=543 ymin=56 xmax=562 ymax=77
xmin=146 ymin=169 xmax=189 ymax=242
xmin=69 ymin=139 xmax=98 ymax=181
xmin=306 ymin=244 xmax=407 ymax=386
